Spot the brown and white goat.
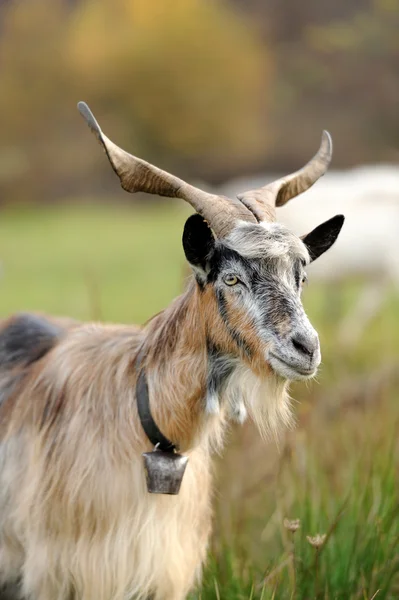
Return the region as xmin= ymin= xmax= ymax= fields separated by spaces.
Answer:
xmin=0 ymin=104 xmax=344 ymax=600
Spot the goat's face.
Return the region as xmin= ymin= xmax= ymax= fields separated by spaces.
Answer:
xmin=183 ymin=214 xmax=344 ymax=381
xmin=78 ymin=104 xmax=344 ymax=380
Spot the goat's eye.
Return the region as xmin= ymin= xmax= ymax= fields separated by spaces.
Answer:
xmin=302 ymin=274 xmax=308 ymax=285
xmin=224 ymin=274 xmax=239 ymax=286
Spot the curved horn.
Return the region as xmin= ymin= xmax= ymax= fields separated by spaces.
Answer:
xmin=78 ymin=102 xmax=256 ymax=238
xmin=237 ymin=131 xmax=332 ymax=222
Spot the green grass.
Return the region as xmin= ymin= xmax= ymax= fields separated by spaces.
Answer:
xmin=194 ymin=418 xmax=399 ymax=599
xmin=0 ymin=203 xmax=398 ymax=599
xmin=0 ymin=201 xmax=191 ymax=324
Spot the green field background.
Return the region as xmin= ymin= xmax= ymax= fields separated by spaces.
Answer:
xmin=0 ymin=204 xmax=398 ymax=599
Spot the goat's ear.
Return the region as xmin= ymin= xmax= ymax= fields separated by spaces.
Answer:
xmin=301 ymin=214 xmax=345 ymax=262
xmin=183 ymin=214 xmax=216 ymax=277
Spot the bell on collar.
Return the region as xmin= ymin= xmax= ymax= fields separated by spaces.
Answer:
xmin=142 ymin=448 xmax=188 ymax=495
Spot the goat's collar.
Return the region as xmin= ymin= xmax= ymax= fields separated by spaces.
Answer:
xmin=135 ymin=348 xmax=177 ymax=453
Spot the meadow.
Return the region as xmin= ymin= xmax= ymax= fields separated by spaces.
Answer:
xmin=0 ymin=203 xmax=398 ymax=599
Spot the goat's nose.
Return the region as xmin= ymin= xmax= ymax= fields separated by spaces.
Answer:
xmin=291 ymin=332 xmax=319 ymax=358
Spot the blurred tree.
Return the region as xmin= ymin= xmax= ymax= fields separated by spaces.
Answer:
xmin=0 ymin=0 xmax=270 ymax=204
xmin=68 ymin=0 xmax=270 ymax=179
xmin=233 ymin=0 xmax=399 ymax=168
xmin=1 ymin=0 xmax=398 ymax=205
xmin=0 ymin=0 xmax=78 ymax=203
xmin=231 ymin=0 xmax=370 ymax=40
xmin=305 ymin=0 xmax=399 ymax=159
xmin=229 ymin=0 xmax=399 ymax=170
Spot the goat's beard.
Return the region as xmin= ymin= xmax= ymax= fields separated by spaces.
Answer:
xmin=224 ymin=363 xmax=293 ymax=441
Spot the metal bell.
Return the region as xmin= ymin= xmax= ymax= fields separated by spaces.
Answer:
xmin=142 ymin=449 xmax=188 ymax=495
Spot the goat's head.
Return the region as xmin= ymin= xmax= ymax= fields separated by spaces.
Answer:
xmin=79 ymin=102 xmax=344 ymax=382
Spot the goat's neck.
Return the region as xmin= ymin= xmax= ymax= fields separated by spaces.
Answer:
xmin=141 ymin=279 xmax=228 ymax=452
xmin=140 ymin=278 xmax=290 ymax=452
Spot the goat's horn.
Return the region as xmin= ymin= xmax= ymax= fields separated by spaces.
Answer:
xmin=78 ymin=102 xmax=256 ymax=238
xmin=237 ymin=131 xmax=332 ymax=222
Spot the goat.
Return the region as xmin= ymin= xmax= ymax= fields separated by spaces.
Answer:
xmin=0 ymin=103 xmax=344 ymax=600
xmin=278 ymin=166 xmax=399 ymax=345
xmin=221 ymin=165 xmax=399 ymax=346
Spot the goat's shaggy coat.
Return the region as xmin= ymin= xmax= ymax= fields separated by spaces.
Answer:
xmin=0 ymin=277 xmax=291 ymax=600
xmin=0 ymin=211 xmax=346 ymax=599
xmin=0 ymin=105 xmax=344 ymax=599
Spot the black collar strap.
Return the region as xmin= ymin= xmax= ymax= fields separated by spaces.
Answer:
xmin=135 ymin=348 xmax=177 ymax=453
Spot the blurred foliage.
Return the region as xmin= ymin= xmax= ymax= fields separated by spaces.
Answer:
xmin=232 ymin=0 xmax=399 ymax=168
xmin=304 ymin=0 xmax=399 ymax=153
xmin=69 ymin=0 xmax=267 ymax=163
xmin=1 ymin=0 xmax=398 ymax=205
xmin=0 ymin=0 xmax=269 ymax=204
